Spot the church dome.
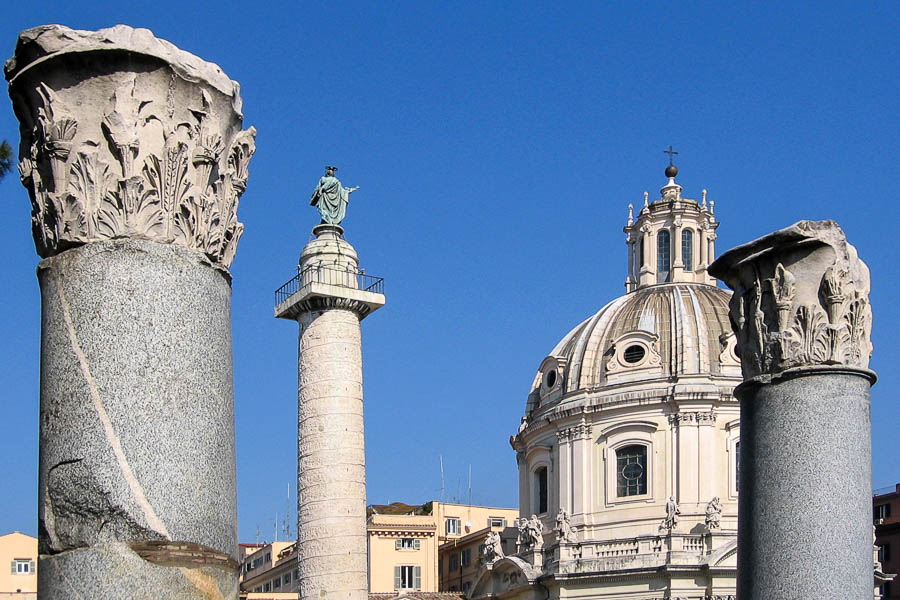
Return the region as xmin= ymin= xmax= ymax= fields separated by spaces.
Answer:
xmin=528 ymin=282 xmax=739 ymax=412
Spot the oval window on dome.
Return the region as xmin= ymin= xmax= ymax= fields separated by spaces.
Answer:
xmin=623 ymin=344 xmax=646 ymax=364
xmin=544 ymin=369 xmax=557 ymax=388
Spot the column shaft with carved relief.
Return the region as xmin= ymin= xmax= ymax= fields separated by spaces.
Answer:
xmin=710 ymin=220 xmax=874 ymax=600
xmin=275 ymin=224 xmax=385 ymax=600
xmin=6 ymin=25 xmax=255 ymax=599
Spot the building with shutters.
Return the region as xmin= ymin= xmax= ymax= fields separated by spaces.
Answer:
xmin=0 ymin=532 xmax=37 ymax=600
xmin=367 ymin=501 xmax=517 ymax=594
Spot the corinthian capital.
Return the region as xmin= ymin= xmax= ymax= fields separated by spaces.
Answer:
xmin=5 ymin=25 xmax=256 ymax=269
xmin=709 ymin=220 xmax=872 ymax=379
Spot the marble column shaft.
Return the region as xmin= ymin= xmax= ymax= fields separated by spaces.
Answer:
xmin=710 ymin=220 xmax=874 ymax=600
xmin=297 ymin=308 xmax=368 ymax=600
xmin=6 ymin=25 xmax=255 ymax=599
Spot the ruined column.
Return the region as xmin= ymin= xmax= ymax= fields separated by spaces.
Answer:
xmin=709 ymin=220 xmax=874 ymax=600
xmin=275 ymin=221 xmax=384 ymax=600
xmin=6 ymin=25 xmax=256 ymax=599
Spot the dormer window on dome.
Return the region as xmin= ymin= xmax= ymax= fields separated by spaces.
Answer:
xmin=623 ymin=157 xmax=719 ymax=292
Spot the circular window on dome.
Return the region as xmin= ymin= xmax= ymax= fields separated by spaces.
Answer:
xmin=544 ymin=370 xmax=557 ymax=388
xmin=623 ymin=344 xmax=646 ymax=364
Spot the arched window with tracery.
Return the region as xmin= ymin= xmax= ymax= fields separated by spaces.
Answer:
xmin=682 ymin=229 xmax=693 ymax=271
xmin=657 ymin=230 xmax=670 ymax=282
xmin=616 ymin=445 xmax=647 ymax=497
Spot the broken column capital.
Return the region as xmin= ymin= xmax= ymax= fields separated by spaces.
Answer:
xmin=709 ymin=220 xmax=872 ymax=380
xmin=5 ymin=24 xmax=256 ymax=269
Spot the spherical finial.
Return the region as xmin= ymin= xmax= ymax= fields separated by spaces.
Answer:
xmin=665 ymin=164 xmax=678 ymax=178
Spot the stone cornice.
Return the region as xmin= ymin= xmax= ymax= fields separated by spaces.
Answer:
xmin=709 ymin=220 xmax=872 ymax=379
xmin=7 ymin=25 xmax=255 ymax=270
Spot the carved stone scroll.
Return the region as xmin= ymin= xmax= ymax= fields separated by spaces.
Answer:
xmin=708 ymin=220 xmax=871 ymax=379
xmin=5 ymin=24 xmax=256 ymax=269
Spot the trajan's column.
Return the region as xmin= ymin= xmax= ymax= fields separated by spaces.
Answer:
xmin=710 ymin=220 xmax=875 ymax=600
xmin=275 ymin=166 xmax=384 ymax=600
xmin=6 ymin=25 xmax=255 ymax=599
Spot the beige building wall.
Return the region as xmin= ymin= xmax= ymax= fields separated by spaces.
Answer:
xmin=438 ymin=518 xmax=518 ymax=594
xmin=0 ymin=532 xmax=37 ymax=600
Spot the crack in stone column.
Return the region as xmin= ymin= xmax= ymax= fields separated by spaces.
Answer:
xmin=53 ymin=269 xmax=171 ymax=540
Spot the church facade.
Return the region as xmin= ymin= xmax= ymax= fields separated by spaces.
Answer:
xmin=473 ymin=165 xmax=742 ymax=600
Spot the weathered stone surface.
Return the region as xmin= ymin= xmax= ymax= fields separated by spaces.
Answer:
xmin=37 ymin=239 xmax=238 ymax=597
xmin=6 ymin=24 xmax=256 ymax=269
xmin=709 ymin=220 xmax=871 ymax=380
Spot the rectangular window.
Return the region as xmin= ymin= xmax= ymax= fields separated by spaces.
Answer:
xmin=265 ymin=552 xmax=271 ymax=563
xmin=263 ymin=582 xmax=271 ymax=592
xmin=449 ymin=553 xmax=459 ymax=571
xmin=876 ymin=503 xmax=891 ymax=521
xmin=446 ymin=517 xmax=461 ymax=535
xmin=463 ymin=581 xmax=472 ymax=593
xmin=394 ymin=565 xmax=422 ymax=590
xmin=535 ymin=467 xmax=548 ymax=513
xmin=461 ymin=548 xmax=471 ymax=567
xmin=395 ymin=538 xmax=421 ymax=550
xmin=488 ymin=517 xmax=507 ymax=528
xmin=438 ymin=558 xmax=442 ymax=573
xmin=284 ymin=572 xmax=291 ymax=584
xmin=12 ymin=560 xmax=33 ymax=574
xmin=274 ymin=577 xmax=281 ymax=589
xmin=616 ymin=445 xmax=647 ymax=497
xmin=880 ymin=543 xmax=891 ymax=562
xmin=254 ymin=587 xmax=262 ymax=593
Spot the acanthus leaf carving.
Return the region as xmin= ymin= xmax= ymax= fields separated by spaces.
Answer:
xmin=14 ymin=70 xmax=254 ymax=269
xmin=711 ymin=220 xmax=872 ymax=379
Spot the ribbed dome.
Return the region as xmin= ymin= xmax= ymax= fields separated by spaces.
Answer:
xmin=530 ymin=283 xmax=738 ymax=402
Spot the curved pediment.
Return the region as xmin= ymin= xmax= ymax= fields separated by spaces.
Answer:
xmin=469 ymin=556 xmax=543 ymax=600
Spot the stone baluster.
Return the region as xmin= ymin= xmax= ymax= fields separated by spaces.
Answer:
xmin=6 ymin=25 xmax=255 ymax=599
xmin=709 ymin=220 xmax=874 ymax=600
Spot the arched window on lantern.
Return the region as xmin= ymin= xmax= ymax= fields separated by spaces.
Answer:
xmin=657 ymin=230 xmax=670 ymax=282
xmin=682 ymin=229 xmax=693 ymax=271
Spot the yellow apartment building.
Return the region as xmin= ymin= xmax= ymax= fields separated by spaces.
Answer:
xmin=0 ymin=532 xmax=37 ymax=600
xmin=367 ymin=501 xmax=518 ymax=594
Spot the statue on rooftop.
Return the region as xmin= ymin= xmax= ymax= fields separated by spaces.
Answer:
xmin=555 ymin=508 xmax=576 ymax=543
xmin=660 ymin=496 xmax=680 ymax=531
xmin=484 ymin=530 xmax=504 ymax=564
xmin=705 ymin=496 xmax=722 ymax=530
xmin=310 ymin=165 xmax=359 ymax=225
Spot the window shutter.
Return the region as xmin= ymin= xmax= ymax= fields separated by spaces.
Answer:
xmin=10 ymin=561 xmax=14 ymax=574
xmin=414 ymin=566 xmax=421 ymax=590
xmin=394 ymin=566 xmax=401 ymax=590
xmin=395 ymin=539 xmax=401 ymax=550
xmin=29 ymin=561 xmax=35 ymax=573
xmin=414 ymin=539 xmax=421 ymax=550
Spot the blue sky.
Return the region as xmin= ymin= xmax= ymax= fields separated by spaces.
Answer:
xmin=1 ymin=2 xmax=897 ymax=543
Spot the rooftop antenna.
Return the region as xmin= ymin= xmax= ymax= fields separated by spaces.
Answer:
xmin=274 ymin=513 xmax=278 ymax=542
xmin=468 ymin=464 xmax=472 ymax=506
xmin=283 ymin=483 xmax=292 ymax=540
xmin=255 ymin=524 xmax=260 ymax=545
xmin=440 ymin=455 xmax=446 ymax=502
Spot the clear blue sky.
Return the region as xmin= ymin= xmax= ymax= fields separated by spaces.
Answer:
xmin=1 ymin=2 xmax=897 ymax=543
